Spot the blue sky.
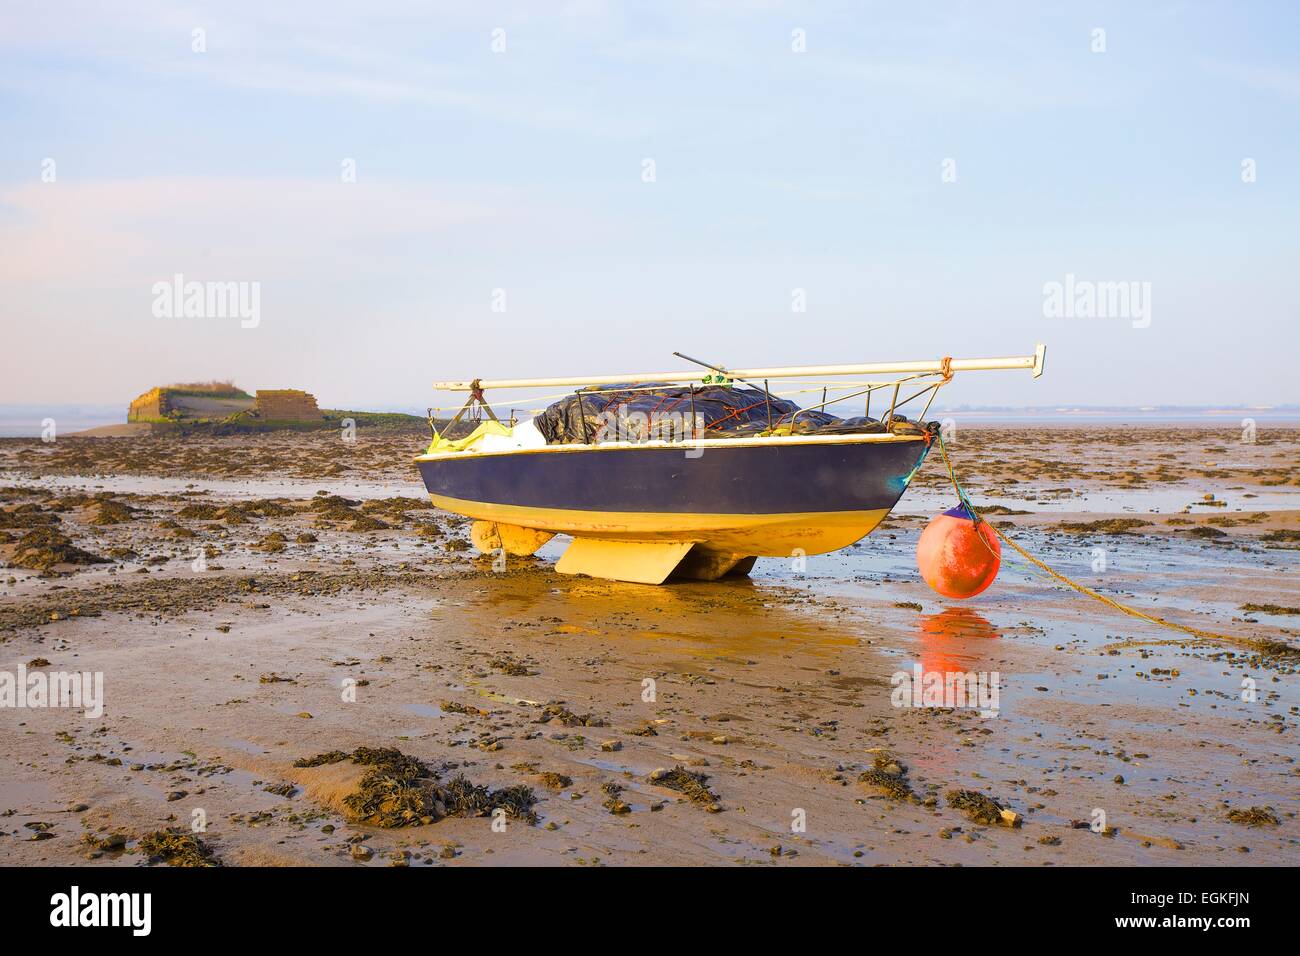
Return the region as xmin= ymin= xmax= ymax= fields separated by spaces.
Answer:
xmin=1 ymin=1 xmax=1297 ymax=410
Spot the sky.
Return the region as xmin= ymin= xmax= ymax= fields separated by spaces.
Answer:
xmin=1 ymin=0 xmax=1298 ymax=413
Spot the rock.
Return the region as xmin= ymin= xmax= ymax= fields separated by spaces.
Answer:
xmin=165 ymin=791 xmax=187 ymax=802
xmin=600 ymin=740 xmax=621 ymax=752
xmin=350 ymin=844 xmax=373 ymax=861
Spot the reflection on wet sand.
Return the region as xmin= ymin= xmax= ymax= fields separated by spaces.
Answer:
xmin=917 ymin=607 xmax=1002 ymax=674
xmin=444 ymin=565 xmax=863 ymax=662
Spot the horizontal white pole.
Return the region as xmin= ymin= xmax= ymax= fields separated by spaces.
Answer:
xmin=435 ymin=344 xmax=1046 ymax=391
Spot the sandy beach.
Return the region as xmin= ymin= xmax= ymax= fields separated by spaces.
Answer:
xmin=0 ymin=424 xmax=1295 ymax=866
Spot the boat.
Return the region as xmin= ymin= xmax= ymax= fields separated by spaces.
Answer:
xmin=414 ymin=345 xmax=1045 ymax=584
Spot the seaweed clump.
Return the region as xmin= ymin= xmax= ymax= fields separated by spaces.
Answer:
xmin=648 ymin=766 xmax=722 ymax=812
xmin=0 ymin=504 xmax=60 ymax=530
xmin=537 ymin=704 xmax=606 ymax=727
xmin=137 ymin=828 xmax=221 ymax=867
xmin=442 ymin=775 xmax=539 ymax=824
xmin=293 ymin=750 xmax=351 ymax=768
xmin=858 ymin=753 xmax=914 ymax=801
xmin=1261 ymin=529 xmax=1300 ymax=546
xmin=1225 ymin=806 xmax=1280 ymax=827
xmin=293 ymin=747 xmax=438 ymax=827
xmin=946 ymin=789 xmax=1020 ymax=827
xmin=10 ymin=527 xmax=108 ymax=572
xmin=537 ymin=772 xmax=572 ymax=791
xmin=293 ymin=747 xmax=538 ymax=828
xmin=89 ymin=500 xmax=137 ymax=525
xmin=1057 ymin=518 xmax=1150 ymax=535
xmin=488 ymin=656 xmax=534 ymax=677
xmin=1240 ymin=603 xmax=1300 ymax=616
xmin=253 ymin=532 xmax=288 ymax=553
xmin=441 ymin=700 xmax=490 ymax=717
xmin=342 ymin=748 xmax=438 ymax=828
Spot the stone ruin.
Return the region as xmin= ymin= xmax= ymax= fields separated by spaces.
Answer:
xmin=253 ymin=389 xmax=324 ymax=421
xmin=126 ymin=383 xmax=324 ymax=423
xmin=127 ymin=383 xmax=253 ymax=422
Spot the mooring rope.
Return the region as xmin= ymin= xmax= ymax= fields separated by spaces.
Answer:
xmin=932 ymin=433 xmax=1292 ymax=657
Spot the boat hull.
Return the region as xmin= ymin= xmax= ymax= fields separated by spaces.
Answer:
xmin=415 ymin=435 xmax=929 ymax=558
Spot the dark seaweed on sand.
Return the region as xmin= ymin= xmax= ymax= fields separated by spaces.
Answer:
xmin=89 ymin=500 xmax=137 ymax=525
xmin=293 ymin=748 xmax=439 ymax=827
xmin=10 ymin=527 xmax=108 ymax=572
xmin=442 ymin=775 xmax=539 ymax=824
xmin=1240 ymin=603 xmax=1300 ymax=616
xmin=858 ymin=769 xmax=913 ymax=800
xmin=0 ymin=504 xmax=61 ymax=529
xmin=346 ymin=771 xmax=438 ymax=827
xmin=649 ymin=766 xmax=721 ymax=809
xmin=293 ymin=750 xmax=351 ymax=768
xmin=488 ymin=656 xmax=534 ymax=676
xmin=945 ymin=789 xmax=1007 ymax=825
xmin=293 ymin=748 xmax=538 ymax=828
xmin=137 ymin=828 xmax=221 ymax=867
xmin=1226 ymin=805 xmax=1280 ymax=827
xmin=536 ymin=703 xmax=606 ymax=727
xmin=351 ymin=746 xmax=431 ymax=780
xmin=1056 ymin=518 xmax=1151 ymax=535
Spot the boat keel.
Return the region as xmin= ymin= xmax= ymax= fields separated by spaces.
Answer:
xmin=556 ymin=538 xmax=695 ymax=584
xmin=554 ymin=539 xmax=759 ymax=584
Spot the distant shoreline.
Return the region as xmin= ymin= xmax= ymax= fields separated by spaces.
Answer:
xmin=1 ymin=405 xmax=1297 ymax=438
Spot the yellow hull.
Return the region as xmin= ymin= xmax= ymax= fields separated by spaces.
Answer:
xmin=427 ymin=491 xmax=891 ymax=557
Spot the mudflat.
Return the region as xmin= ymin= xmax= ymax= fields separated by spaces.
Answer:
xmin=0 ymin=425 xmax=1295 ymax=866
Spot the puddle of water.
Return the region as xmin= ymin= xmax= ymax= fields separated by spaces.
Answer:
xmin=898 ymin=486 xmax=1295 ymax=515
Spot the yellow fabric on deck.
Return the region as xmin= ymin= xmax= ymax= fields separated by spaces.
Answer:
xmin=426 ymin=420 xmax=513 ymax=454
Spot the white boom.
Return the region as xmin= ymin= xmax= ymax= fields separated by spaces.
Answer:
xmin=435 ymin=344 xmax=1046 ymax=391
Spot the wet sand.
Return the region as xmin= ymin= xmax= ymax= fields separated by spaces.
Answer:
xmin=0 ymin=425 xmax=1296 ymax=866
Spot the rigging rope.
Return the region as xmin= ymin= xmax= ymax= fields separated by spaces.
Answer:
xmin=932 ymin=433 xmax=1291 ymax=656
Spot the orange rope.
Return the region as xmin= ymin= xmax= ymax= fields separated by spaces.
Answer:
xmin=932 ymin=435 xmax=1292 ymax=656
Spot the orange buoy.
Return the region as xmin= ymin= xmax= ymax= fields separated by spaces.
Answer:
xmin=916 ymin=505 xmax=1001 ymax=598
